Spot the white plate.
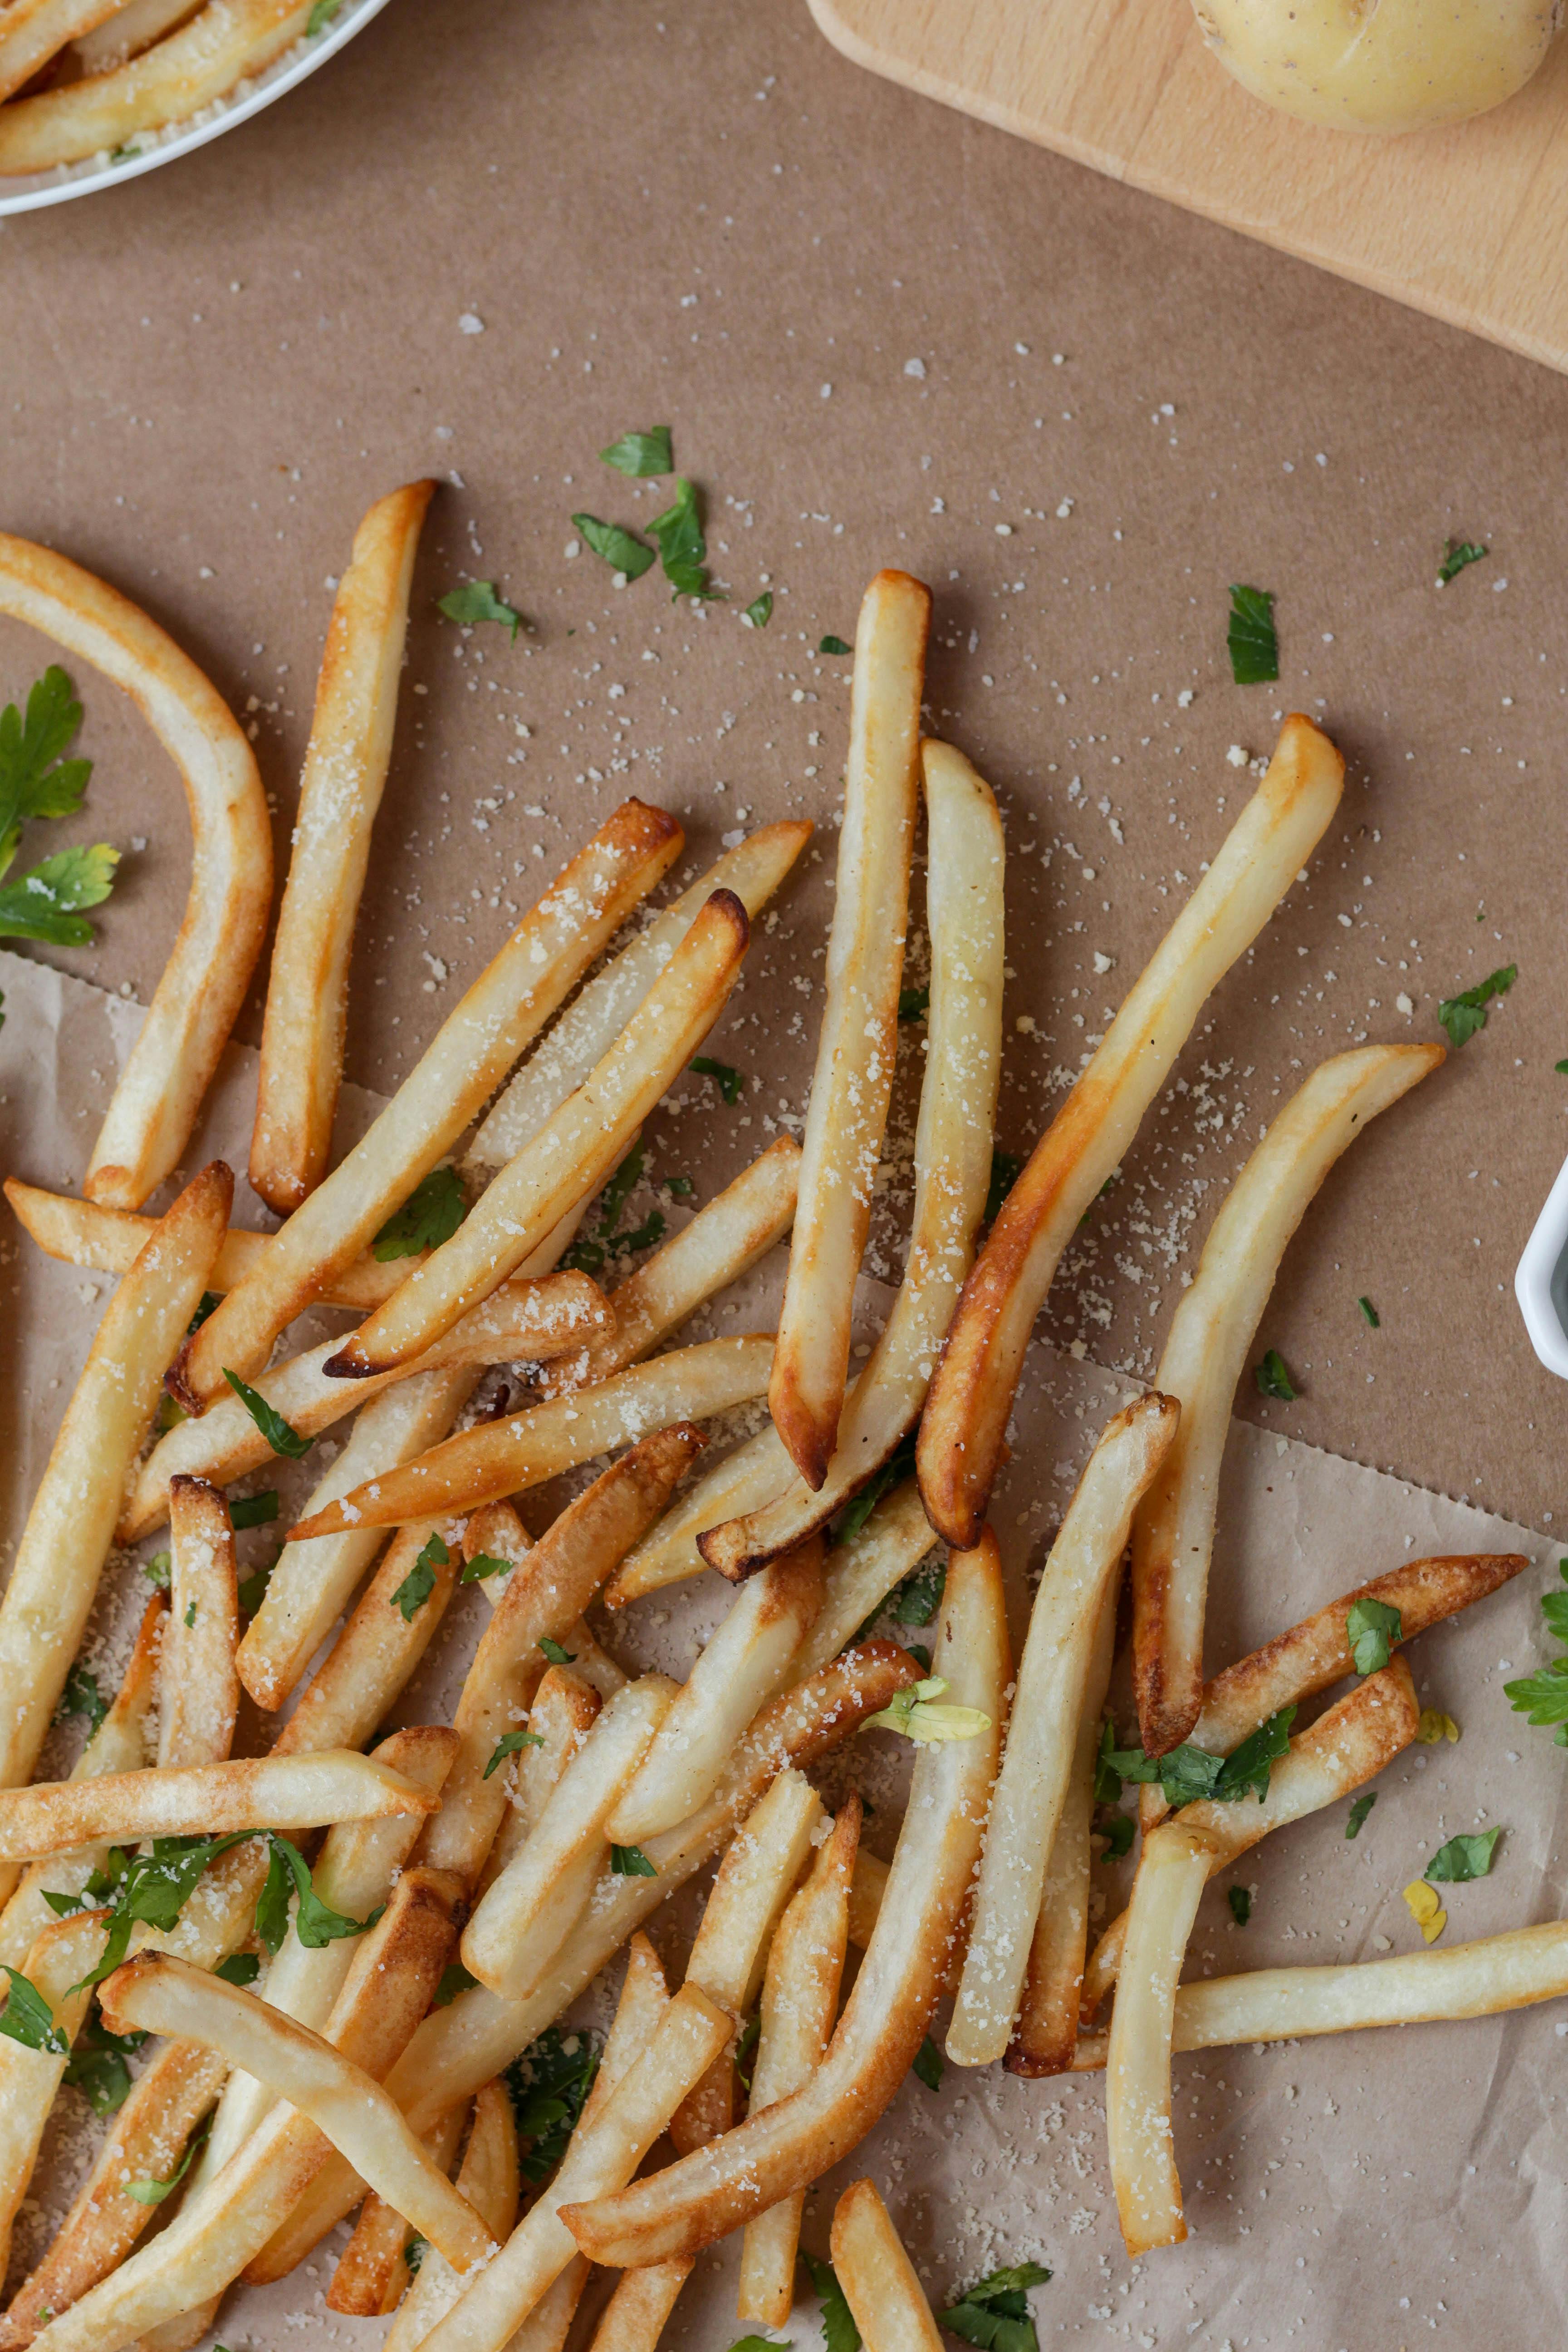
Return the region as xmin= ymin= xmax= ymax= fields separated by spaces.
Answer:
xmin=0 ymin=0 xmax=392 ymax=217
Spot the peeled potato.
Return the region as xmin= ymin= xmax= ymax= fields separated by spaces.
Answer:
xmin=1192 ymin=0 xmax=1561 ymax=133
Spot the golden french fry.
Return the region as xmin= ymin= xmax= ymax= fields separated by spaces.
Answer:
xmin=380 ymin=2082 xmax=520 ymax=2351
xmin=123 ymin=1269 xmax=610 ymax=1542
xmin=287 ymin=1337 xmax=773 ymax=1539
xmin=705 ymin=736 xmax=1003 ymax=1573
xmin=466 ymin=823 xmax=812 ymax=1175
xmin=737 ymin=1798 xmax=860 ymax=2327
xmin=830 ymin=2178 xmax=945 ymax=2352
xmin=328 ymin=2107 xmax=468 ymax=2318
xmin=461 ymin=1676 xmax=676 ymax=2002
xmin=0 ymin=0 xmax=127 ymax=105
xmin=0 ymin=1914 xmax=112 ymax=2253
xmin=175 ymin=799 xmax=681 ymax=1406
xmin=270 ymin=1529 xmax=462 ymax=1759
xmin=0 ymin=538 xmax=270 ymax=1205
xmin=770 ymin=1479 xmax=936 ymax=1679
xmin=328 ymin=891 xmax=750 ymax=1380
xmin=74 ymin=0 xmax=199 ymax=70
xmin=0 ymin=1162 xmax=231 ymax=1812
xmin=608 ymin=1540 xmax=825 ymax=1843
xmin=604 ymin=1422 xmax=797 ymax=1610
xmin=2 ymin=1180 xmax=423 ymax=1310
xmin=948 ymin=1394 xmax=1179 ymax=2066
xmin=1132 ymin=1044 xmax=1443 ymax=1757
xmin=918 ymin=712 xmax=1346 ymax=1551
xmin=465 ymin=1498 xmax=531 ymax=1573
xmin=1106 ymin=1819 xmax=1217 ymax=2256
xmin=770 ymin=572 xmax=930 ymax=1488
xmin=0 ymin=1749 xmax=437 ymax=1866
xmin=585 ymin=2260 xmax=691 ymax=2352
xmin=476 ymin=1667 xmax=603 ymax=1900
xmin=846 ymin=1849 xmax=888 ymax=1953
xmin=251 ymin=482 xmax=436 ymax=1214
xmin=158 ymin=1476 xmax=240 ymax=1770
xmin=560 ymin=1537 xmax=1007 ymax=2267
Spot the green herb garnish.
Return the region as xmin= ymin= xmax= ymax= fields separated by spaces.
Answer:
xmin=1346 ymin=1597 xmax=1401 ymax=1677
xmin=485 ymin=1728 xmax=544 ymax=1780
xmin=818 ymin=634 xmax=852 ymax=657
xmin=1254 ymin=1348 xmax=1296 ymax=1401
xmin=372 ymin=1166 xmax=468 ymax=1260
xmin=691 ymin=1054 xmax=743 ymax=1104
xmin=539 ymin=1636 xmax=577 ymax=1667
xmin=572 ymin=515 xmax=656 ymax=580
xmin=938 ymin=2262 xmax=1052 ymax=2352
xmin=1438 ymin=964 xmax=1516 ymax=1049
xmin=646 ymin=477 xmax=721 ymax=601
xmin=610 ymin=1844 xmax=657 ymax=1877
xmin=434 ymin=1961 xmax=479 ymax=2008
xmin=1097 ymin=1707 xmax=1295 ymax=1812
xmin=1345 ymin=1792 xmax=1377 ymax=1839
xmin=1357 ymin=1295 xmax=1379 ymax=1328
xmin=1425 ymin=1829 xmax=1502 ymax=1883
xmin=55 ymin=1664 xmax=108 ymax=1737
xmin=897 ymin=985 xmax=930 ymax=1021
xmin=222 ymin=1372 xmax=311 ymax=1460
xmin=802 ymin=2251 xmax=861 ymax=2352
xmin=1227 ymin=584 xmax=1278 ymax=686
xmin=600 ymin=426 xmax=672 ymax=477
xmin=437 ymin=582 xmax=521 ymax=640
xmin=1436 ymin=539 xmax=1488 ymax=587
xmin=742 ymin=592 xmax=773 ymax=629
xmin=461 ymin=1553 xmax=510 ymax=1585
xmin=392 ymin=1531 xmax=447 ymax=1622
xmin=124 ymin=2135 xmax=203 ymax=2204
xmin=1505 ymin=1558 xmax=1568 ymax=1744
xmin=254 ymin=1833 xmax=382 ymax=1957
xmin=1228 ymin=1885 xmax=1251 ymax=1926
xmin=506 ymin=2026 xmax=600 ymax=2182
xmin=985 ymin=1147 xmax=1023 ymax=1227
xmin=0 ymin=1968 xmax=69 ymax=2055
xmin=913 ymin=2033 xmax=944 ymax=2090
xmin=0 ymin=668 xmax=120 ymax=947
xmin=230 ymin=1490 xmax=279 ymax=1530
xmin=214 ymin=1953 xmax=260 ymax=1987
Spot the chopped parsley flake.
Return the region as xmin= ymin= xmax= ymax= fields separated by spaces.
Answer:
xmin=1226 ymin=584 xmax=1278 ymax=686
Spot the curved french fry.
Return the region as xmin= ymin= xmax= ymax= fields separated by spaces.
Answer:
xmin=0 ymin=1750 xmax=437 ymax=1865
xmin=0 ymin=538 xmax=270 ymax=1205
xmin=830 ymin=2178 xmax=945 ymax=2352
xmin=603 ymin=1422 xmax=797 ymax=1610
xmin=1106 ymin=1820 xmax=1217 ymax=2255
xmin=0 ymin=0 xmax=128 ymax=106
xmin=158 ymin=1477 xmax=239 ymax=1770
xmin=771 ymin=571 xmax=929 ymax=1487
xmin=381 ymin=2081 xmax=521 ymax=2352
xmin=918 ymin=713 xmax=1345 ymax=1550
xmin=76 ymin=0 xmax=206 ymax=71
xmin=1132 ymin=1044 xmax=1443 ymax=1756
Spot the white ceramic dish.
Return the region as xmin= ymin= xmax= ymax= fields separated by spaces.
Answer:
xmin=1516 ymin=1152 xmax=1568 ymax=1379
xmin=0 ymin=0 xmax=392 ymax=217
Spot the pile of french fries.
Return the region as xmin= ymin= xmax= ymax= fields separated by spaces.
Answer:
xmin=1 ymin=496 xmax=1562 ymax=2352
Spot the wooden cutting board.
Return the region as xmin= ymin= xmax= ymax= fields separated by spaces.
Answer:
xmin=808 ymin=0 xmax=1568 ymax=376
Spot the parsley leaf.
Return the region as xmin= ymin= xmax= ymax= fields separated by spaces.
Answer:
xmin=372 ymin=1166 xmax=468 ymax=1261
xmin=1436 ymin=538 xmax=1487 ymax=587
xmin=913 ymin=2033 xmax=944 ymax=2090
xmin=1254 ymin=1348 xmax=1296 ymax=1401
xmin=890 ymin=1558 xmax=945 ymax=1626
xmin=255 ymin=1834 xmax=381 ymax=1955
xmin=1227 ymin=583 xmax=1278 ymax=685
xmin=66 ymin=1834 xmax=257 ymax=1991
xmin=214 ymin=1953 xmax=260 ymax=1987
xmin=572 ymin=514 xmax=656 ymax=580
xmin=1357 ymin=1294 xmax=1380 ymax=1328
xmin=434 ymin=1961 xmax=478 ymax=2008
xmin=559 ymin=1141 xmax=666 ymax=1272
xmin=392 ymin=1531 xmax=447 ymax=1622
xmin=1505 ymin=1561 xmax=1568 ymax=1744
xmin=802 ymin=2251 xmax=862 ymax=2352
xmin=0 ymin=666 xmax=92 ymax=869
xmin=897 ymin=985 xmax=930 ymax=1021
xmin=63 ymin=2013 xmax=144 ymax=2112
xmin=691 ymin=1054 xmax=743 ymax=1104
xmin=1211 ymin=1706 xmax=1296 ymax=1803
xmin=437 ymin=582 xmax=521 ymax=640
xmin=462 ymin=1552 xmax=511 ymax=1585
xmin=539 ymin=1635 xmax=577 ymax=1666
xmin=1228 ymin=1885 xmax=1251 ymax=1926
xmin=818 ymin=633 xmax=852 ymax=657
xmin=600 ymin=426 xmax=672 ymax=477
xmin=485 ymin=1728 xmax=544 ymax=1779
xmin=1425 ymin=1828 xmax=1502 ymax=1883
xmin=55 ymin=1663 xmax=108 ymax=1736
xmin=1100 ymin=1809 xmax=1135 ymax=1858
xmin=742 ymin=592 xmax=773 ymax=629
xmin=1345 ymin=1792 xmax=1377 ymax=1839
xmin=124 ymin=2134 xmax=202 ymax=2203
xmin=1098 ymin=1707 xmax=1295 ymax=1812
xmin=506 ymin=2026 xmax=600 ymax=2182
xmin=187 ymin=1290 xmax=220 ymax=1335
xmin=610 ymin=1844 xmax=657 ymax=1877
xmin=646 ymin=477 xmax=721 ymax=601
xmin=939 ymin=2261 xmax=1052 ymax=2352
xmin=985 ymin=1147 xmax=1023 ymax=1227
xmin=836 ymin=1434 xmax=918 ymax=1551
xmin=0 ymin=1967 xmax=69 ymax=2055
xmin=229 ymin=1490 xmax=279 ymax=1530
xmin=1346 ymin=1597 xmax=1401 ymax=1677
xmin=728 ymin=2338 xmax=786 ymax=2352
xmin=306 ymin=0 xmax=340 ymax=31
xmin=0 ymin=843 xmax=120 ymax=946
xmin=222 ymin=1371 xmax=312 ymax=1460
xmin=237 ymin=1558 xmax=274 ymax=1617
xmin=1438 ymin=963 xmax=1516 ymax=1048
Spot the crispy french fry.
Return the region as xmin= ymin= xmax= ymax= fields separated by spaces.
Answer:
xmin=534 ymin=1136 xmax=801 ymax=1399
xmin=2 ymin=1180 xmax=424 ymax=1310
xmin=784 ymin=1480 xmax=938 ymax=1679
xmin=0 ymin=539 xmax=270 ymax=1204
xmin=123 ymin=1269 xmax=609 ymax=1542
xmin=1106 ymin=1819 xmax=1217 ymax=2255
xmin=418 ymin=1426 xmax=704 ymax=1891
xmin=75 ymin=0 xmax=203 ymax=71
xmin=0 ymin=0 xmax=129 ymax=106
xmin=251 ymin=482 xmax=436 ymax=1214
xmin=830 ymin=2179 xmax=945 ymax=2352
xmin=287 ymin=1337 xmax=773 ymax=1539
xmin=380 ymin=2082 xmax=520 ymax=2350
xmin=476 ymin=1668 xmax=603 ymax=1900
xmin=918 ymin=712 xmax=1346 ymax=1551
xmin=670 ymin=1768 xmax=827 ymax=2155
xmin=466 ymin=1498 xmax=531 ymax=1573
xmin=0 ymin=1163 xmax=230 ymax=1815
xmin=158 ymin=1477 xmax=240 ymax=1770
xmin=948 ymin=1394 xmax=1179 ymax=2066
xmin=770 ymin=572 xmax=929 ymax=1487
xmin=328 ymin=2107 xmax=468 ymax=2318
xmin=0 ymin=1914 xmax=112 ymax=2253
xmin=604 ymin=1422 xmax=797 ymax=1610
xmin=466 ymin=824 xmax=811 ymax=1174
xmin=0 ymin=1750 xmax=437 ymax=1866
xmin=706 ymin=737 xmax=1003 ymax=1572
xmin=176 ymin=799 xmax=681 ymax=1406
xmin=1132 ymin=1044 xmax=1443 ymax=1757
xmin=270 ymin=1529 xmax=462 ymax=1759
xmin=328 ymin=892 xmax=751 ymax=1380
xmin=737 ymin=1798 xmax=860 ymax=2327
xmin=560 ymin=1538 xmax=1006 ymax=2267
xmin=98 ymin=1952 xmax=493 ymax=2272
xmin=0 ymin=0 xmax=313 ymax=172
xmin=585 ymin=2259 xmax=691 ymax=2352
xmin=461 ymin=1676 xmax=676 ymax=2001
xmin=608 ymin=1540 xmax=825 ymax=1843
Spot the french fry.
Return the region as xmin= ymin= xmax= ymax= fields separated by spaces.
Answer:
xmin=380 ymin=2082 xmax=521 ymax=2351
xmin=2 ymin=1180 xmax=424 ymax=1310
xmin=0 ymin=1163 xmax=231 ymax=1817
xmin=286 ymin=1337 xmax=773 ymax=1539
xmin=560 ymin=1537 xmax=1006 ymax=2268
xmin=770 ymin=572 xmax=930 ymax=1487
xmin=158 ymin=1477 xmax=240 ymax=1770
xmin=603 ymin=1423 xmax=797 ymax=1610
xmin=414 ymin=1986 xmax=732 ymax=2352
xmin=466 ymin=824 xmax=811 ymax=1174
xmin=327 ymin=891 xmax=751 ymax=1380
xmin=75 ymin=0 xmax=204 ymax=71
xmin=0 ymin=1914 xmax=113 ymax=2256
xmin=0 ymin=538 xmax=270 ymax=1205
xmin=122 ymin=1269 xmax=610 ymax=1541
xmin=585 ymin=2260 xmax=691 ymax=2352
xmin=704 ymin=736 xmax=1003 ymax=1573
xmin=670 ymin=1768 xmax=827 ymax=2155
xmin=460 ymin=1676 xmax=677 ymax=2002
xmin=533 ymin=1136 xmax=801 ymax=1400
xmin=0 ymin=1750 xmax=438 ymax=1866
xmin=737 ymin=1798 xmax=860 ymax=2327
xmin=250 ymin=482 xmax=437 ymax=1214
xmin=466 ymin=1498 xmax=531 ymax=1573
xmin=0 ymin=0 xmax=130 ymax=107
xmin=948 ymin=1393 xmax=1179 ymax=2066
xmin=1132 ymin=1044 xmax=1443 ymax=1757
xmin=1106 ymin=1819 xmax=1217 ymax=2256
xmin=608 ymin=1540 xmax=826 ymax=1843
xmin=918 ymin=712 xmax=1346 ymax=1550
xmin=475 ymin=1668 xmax=603 ymax=1901
xmin=175 ymin=799 xmax=681 ymax=1406
xmin=328 ymin=2107 xmax=469 ymax=2318
xmin=98 ymin=1952 xmax=494 ymax=2272
xmin=847 ymin=1850 xmax=889 ymax=1952
xmin=830 ymin=2178 xmax=945 ymax=2352
xmin=417 ymin=1425 xmax=705 ymax=1890
xmin=270 ymin=1529 xmax=463 ymax=1759
xmin=0 ymin=0 xmax=313 ymax=172
xmin=791 ymin=1480 xmax=940 ymax=1679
